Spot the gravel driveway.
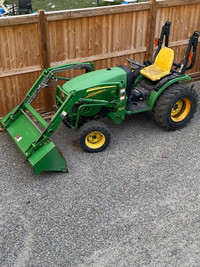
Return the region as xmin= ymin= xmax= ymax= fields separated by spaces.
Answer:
xmin=0 ymin=83 xmax=200 ymax=267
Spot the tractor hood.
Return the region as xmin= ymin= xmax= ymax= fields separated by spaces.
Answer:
xmin=62 ymin=67 xmax=126 ymax=93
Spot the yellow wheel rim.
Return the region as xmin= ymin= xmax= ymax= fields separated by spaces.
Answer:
xmin=85 ymin=131 xmax=106 ymax=149
xmin=171 ymin=98 xmax=191 ymax=122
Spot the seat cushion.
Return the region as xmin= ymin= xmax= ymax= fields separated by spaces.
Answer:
xmin=140 ymin=64 xmax=170 ymax=81
xmin=140 ymin=47 xmax=174 ymax=81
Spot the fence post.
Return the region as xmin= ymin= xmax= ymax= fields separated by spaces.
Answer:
xmin=146 ymin=0 xmax=157 ymax=61
xmin=38 ymin=10 xmax=53 ymax=112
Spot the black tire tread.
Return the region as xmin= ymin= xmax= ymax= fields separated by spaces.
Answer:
xmin=79 ymin=120 xmax=111 ymax=153
xmin=153 ymin=83 xmax=199 ymax=130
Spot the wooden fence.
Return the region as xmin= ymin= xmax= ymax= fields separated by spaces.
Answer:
xmin=1 ymin=0 xmax=200 ymax=118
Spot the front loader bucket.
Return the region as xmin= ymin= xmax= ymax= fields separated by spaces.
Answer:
xmin=29 ymin=145 xmax=68 ymax=175
xmin=1 ymin=108 xmax=68 ymax=175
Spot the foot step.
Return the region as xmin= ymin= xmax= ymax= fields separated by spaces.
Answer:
xmin=126 ymin=101 xmax=149 ymax=112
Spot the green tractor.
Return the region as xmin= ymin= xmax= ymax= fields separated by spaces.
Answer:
xmin=1 ymin=22 xmax=199 ymax=174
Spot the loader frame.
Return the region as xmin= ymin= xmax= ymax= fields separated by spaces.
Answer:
xmin=1 ymin=63 xmax=96 ymax=174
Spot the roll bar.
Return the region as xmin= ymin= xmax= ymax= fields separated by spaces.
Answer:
xmin=153 ymin=21 xmax=171 ymax=60
xmin=180 ymin=31 xmax=199 ymax=74
xmin=153 ymin=21 xmax=199 ymax=75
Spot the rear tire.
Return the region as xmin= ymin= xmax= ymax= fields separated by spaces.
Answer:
xmin=153 ymin=84 xmax=198 ymax=130
xmin=79 ymin=120 xmax=111 ymax=153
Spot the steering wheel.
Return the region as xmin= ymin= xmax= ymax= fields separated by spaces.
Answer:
xmin=127 ymin=58 xmax=144 ymax=69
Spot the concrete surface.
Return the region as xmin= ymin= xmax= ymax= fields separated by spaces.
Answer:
xmin=0 ymin=84 xmax=200 ymax=267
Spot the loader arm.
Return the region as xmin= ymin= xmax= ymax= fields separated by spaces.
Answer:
xmin=3 ymin=62 xmax=94 ymax=127
xmin=0 ymin=62 xmax=94 ymax=175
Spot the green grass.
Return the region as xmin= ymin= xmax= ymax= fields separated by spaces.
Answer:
xmin=5 ymin=0 xmax=148 ymax=12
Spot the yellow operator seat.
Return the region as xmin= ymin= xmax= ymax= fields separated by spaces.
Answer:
xmin=140 ymin=47 xmax=174 ymax=81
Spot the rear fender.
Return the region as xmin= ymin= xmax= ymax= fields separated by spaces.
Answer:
xmin=148 ymin=74 xmax=191 ymax=109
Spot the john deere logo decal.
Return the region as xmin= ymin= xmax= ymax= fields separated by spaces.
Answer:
xmin=86 ymin=85 xmax=116 ymax=92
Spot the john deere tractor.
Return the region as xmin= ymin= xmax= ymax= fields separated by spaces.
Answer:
xmin=1 ymin=22 xmax=199 ymax=174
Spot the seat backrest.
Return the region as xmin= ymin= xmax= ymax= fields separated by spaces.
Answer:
xmin=154 ymin=47 xmax=174 ymax=72
xmin=19 ymin=0 xmax=32 ymax=10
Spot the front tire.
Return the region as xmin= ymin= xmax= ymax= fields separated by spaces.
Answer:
xmin=153 ymin=84 xmax=198 ymax=130
xmin=79 ymin=120 xmax=111 ymax=153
